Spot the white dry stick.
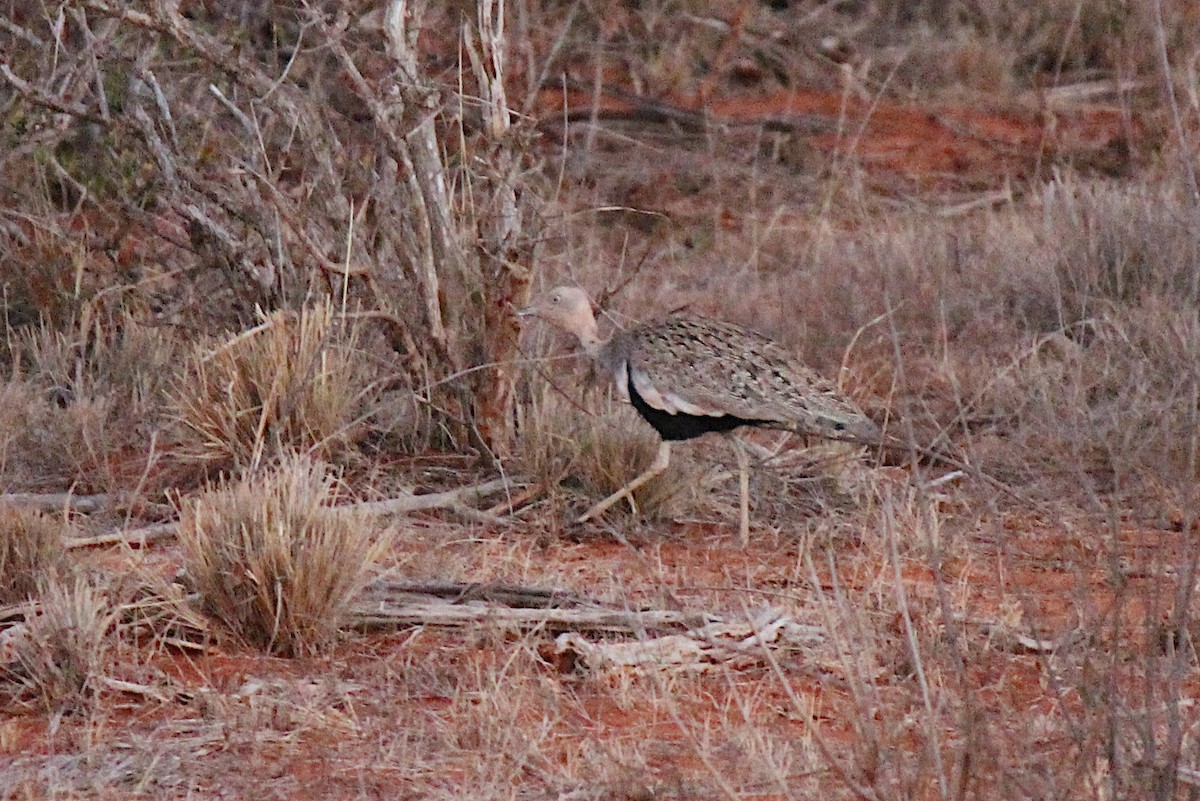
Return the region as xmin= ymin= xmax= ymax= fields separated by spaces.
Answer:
xmin=354 ymin=600 xmax=704 ymax=634
xmin=552 ymin=606 xmax=825 ymax=674
xmin=383 ymin=0 xmax=460 ymax=362
xmin=66 ymin=479 xmax=513 ymax=549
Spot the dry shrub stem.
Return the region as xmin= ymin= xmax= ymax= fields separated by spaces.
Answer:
xmin=2 ymin=0 xmax=541 ymax=457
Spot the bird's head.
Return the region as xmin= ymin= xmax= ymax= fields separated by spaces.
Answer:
xmin=517 ymin=286 xmax=597 ymax=339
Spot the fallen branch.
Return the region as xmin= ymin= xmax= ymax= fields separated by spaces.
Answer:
xmin=100 ymin=676 xmax=180 ymax=704
xmin=1 ymin=492 xmax=175 ymax=519
xmin=356 ymin=576 xmax=710 ymax=634
xmin=354 ymin=589 xmax=829 ymax=673
xmin=351 ymin=599 xmax=708 ymax=634
xmin=484 ymin=481 xmax=545 ymax=515
xmin=67 ymin=522 xmax=178 ymax=550
xmin=365 ymin=579 xmax=594 ymax=609
xmin=1 ymin=492 xmax=111 ymax=514
xmin=63 ymin=478 xmax=514 ymax=549
xmin=351 ymin=477 xmax=513 ymax=516
xmin=552 ymin=606 xmax=826 ymax=673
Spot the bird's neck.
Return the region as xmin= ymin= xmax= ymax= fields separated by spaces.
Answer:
xmin=577 ymin=317 xmax=603 ymax=357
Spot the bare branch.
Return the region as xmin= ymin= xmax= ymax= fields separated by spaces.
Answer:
xmin=63 ymin=479 xmax=514 ymax=550
xmin=0 ymin=63 xmax=108 ymax=124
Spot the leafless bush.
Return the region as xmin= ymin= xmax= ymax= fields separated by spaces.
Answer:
xmin=176 ymin=455 xmax=388 ymax=656
xmin=172 ymin=303 xmax=378 ymax=474
xmin=0 ymin=506 xmax=70 ymax=604
xmin=2 ymin=577 xmax=114 ymax=713
xmin=0 ymin=0 xmax=542 ymax=457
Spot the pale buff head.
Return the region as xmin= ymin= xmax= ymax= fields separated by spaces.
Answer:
xmin=518 ymin=286 xmax=601 ymax=350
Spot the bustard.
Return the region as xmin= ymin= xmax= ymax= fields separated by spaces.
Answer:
xmin=519 ymin=286 xmax=881 ymax=540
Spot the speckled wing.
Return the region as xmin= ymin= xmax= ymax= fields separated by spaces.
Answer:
xmin=621 ymin=318 xmax=880 ymax=442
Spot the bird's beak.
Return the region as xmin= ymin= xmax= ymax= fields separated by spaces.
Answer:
xmin=516 ymin=304 xmax=537 ymax=318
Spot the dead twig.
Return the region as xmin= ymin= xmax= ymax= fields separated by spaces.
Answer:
xmin=1 ymin=493 xmax=111 ymax=514
xmin=67 ymin=522 xmax=178 ymax=550
xmin=352 ymin=477 xmax=512 ymax=516
xmin=63 ymin=479 xmax=513 ymax=549
xmin=1 ymin=493 xmax=173 ymax=518
xmin=365 ymin=579 xmax=596 ymax=609
xmin=352 ymin=599 xmax=707 ymax=635
xmin=0 ymin=63 xmax=108 ymax=124
xmin=483 ymin=481 xmax=545 ymax=515
xmin=553 ymin=606 xmax=826 ymax=674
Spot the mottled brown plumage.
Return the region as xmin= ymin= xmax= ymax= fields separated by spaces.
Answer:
xmin=605 ymin=316 xmax=880 ymax=444
xmin=519 ymin=286 xmax=879 ymax=537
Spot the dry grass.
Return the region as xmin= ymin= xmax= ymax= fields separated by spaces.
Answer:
xmin=552 ymin=173 xmax=1200 ymax=511
xmin=530 ymin=0 xmax=1196 ymax=101
xmin=512 ymin=384 xmax=701 ymax=522
xmin=2 ymin=1 xmax=1200 ymax=798
xmin=172 ymin=304 xmax=379 ymax=474
xmin=176 ymin=455 xmax=389 ymax=657
xmin=1 ymin=313 xmax=181 ymax=493
xmin=0 ymin=506 xmax=70 ymax=605
xmin=2 ymin=577 xmax=114 ymax=714
xmin=799 ymin=480 xmax=1200 ymax=799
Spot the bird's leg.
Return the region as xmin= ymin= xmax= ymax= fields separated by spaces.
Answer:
xmin=732 ymin=437 xmax=751 ymax=545
xmin=578 ymin=441 xmax=671 ymax=524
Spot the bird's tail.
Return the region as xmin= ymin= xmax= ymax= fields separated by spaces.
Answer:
xmin=793 ymin=409 xmax=882 ymax=447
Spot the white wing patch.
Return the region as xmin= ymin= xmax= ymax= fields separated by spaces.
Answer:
xmin=629 ymin=367 xmax=668 ymax=410
xmin=630 ymin=367 xmax=724 ymax=417
xmin=665 ymin=392 xmax=717 ymax=416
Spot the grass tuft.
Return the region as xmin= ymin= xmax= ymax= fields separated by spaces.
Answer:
xmin=0 ymin=505 xmax=69 ymax=605
xmin=176 ymin=455 xmax=387 ymax=656
xmin=4 ymin=577 xmax=114 ymax=713
xmin=172 ymin=303 xmax=377 ymax=474
xmin=1 ymin=315 xmax=182 ymax=493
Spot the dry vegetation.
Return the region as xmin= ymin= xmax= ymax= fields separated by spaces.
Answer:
xmin=2 ymin=578 xmax=114 ymax=715
xmin=176 ymin=456 xmax=387 ymax=656
xmin=171 ymin=303 xmax=379 ymax=473
xmin=2 ymin=0 xmax=1200 ymax=799
xmin=0 ymin=506 xmax=69 ymax=605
